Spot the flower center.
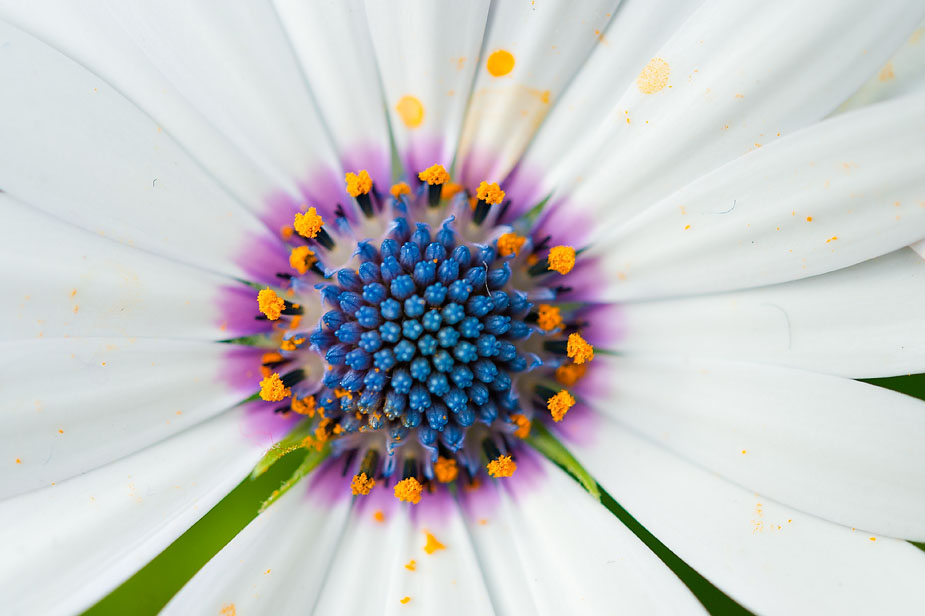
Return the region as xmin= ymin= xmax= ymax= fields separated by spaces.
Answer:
xmin=254 ymin=164 xmax=593 ymax=503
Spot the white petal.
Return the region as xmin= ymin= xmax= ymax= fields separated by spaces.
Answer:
xmin=573 ymin=418 xmax=925 ymax=615
xmin=0 ymin=407 xmax=280 ymax=616
xmin=458 ymin=453 xmax=705 ymax=615
xmin=454 ymin=0 xmax=619 ymax=187
xmin=0 ymin=20 xmax=287 ymax=280
xmin=837 ymin=21 xmax=925 ymax=114
xmin=579 ymin=355 xmax=925 ymax=539
xmin=591 ymin=92 xmax=925 ymax=301
xmin=163 ymin=468 xmax=351 ymax=615
xmin=614 ymin=248 xmax=925 ymax=378
xmin=543 ymin=0 xmax=925 ymax=234
xmin=366 ymin=0 xmax=490 ymax=175
xmin=274 ymin=0 xmax=392 ymax=182
xmin=0 ymin=196 xmax=264 ymax=341
xmin=0 ymin=337 xmax=261 ymax=497
xmin=911 ymin=238 xmax=925 ymax=259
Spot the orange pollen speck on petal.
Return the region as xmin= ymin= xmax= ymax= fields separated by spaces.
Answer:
xmin=487 ymin=455 xmax=517 ymax=478
xmin=257 ymin=288 xmax=286 ymax=321
xmin=433 ymin=456 xmax=458 ymax=483
xmin=547 ymin=390 xmax=576 ymax=422
xmin=394 ymin=477 xmax=423 ymax=504
xmin=423 ymin=531 xmax=446 ymax=554
xmin=373 ymin=510 xmax=385 ymax=523
xmin=290 ymin=395 xmax=316 ymax=416
xmin=390 ymin=182 xmax=411 ymax=198
xmin=486 ymin=49 xmax=515 ymax=77
xmin=567 ymin=332 xmax=594 ymax=364
xmin=396 ymin=95 xmax=424 ymax=128
xmin=400 ymin=597 xmax=411 ymax=605
xmin=345 ymin=170 xmax=373 ymax=197
xmin=497 ymin=232 xmax=526 ymax=257
xmin=547 ymin=245 xmax=576 ymax=274
xmin=289 ymin=245 xmax=317 ymax=275
xmin=636 ymin=57 xmax=670 ymax=94
xmin=259 ymin=373 xmax=291 ymax=402
xmin=536 ymin=304 xmax=563 ymax=332
xmin=294 ymin=207 xmax=324 ymax=239
xmin=510 ymin=413 xmax=531 ymax=439
xmin=418 ymin=164 xmax=449 ymax=186
xmin=555 ymin=362 xmax=587 ymax=386
xmin=476 ymin=181 xmax=505 ymax=205
xmin=441 ymin=182 xmax=464 ymax=200
xmin=280 ymin=225 xmax=294 ymax=241
xmin=351 ymin=472 xmax=376 ymax=496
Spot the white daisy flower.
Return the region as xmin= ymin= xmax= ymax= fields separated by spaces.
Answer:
xmin=1 ymin=1 xmax=924 ymax=615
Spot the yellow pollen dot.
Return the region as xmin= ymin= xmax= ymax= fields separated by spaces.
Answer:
xmin=434 ymin=456 xmax=458 ymax=483
xmin=405 ymin=559 xmax=416 ymax=571
xmin=806 ymin=216 xmax=813 ymax=222
xmin=394 ymin=477 xmax=423 ymax=504
xmin=423 ymin=531 xmax=446 ymax=554
xmin=567 ymin=332 xmax=594 ymax=364
xmin=351 ymin=472 xmax=376 ymax=496
xmin=290 ymin=395 xmax=316 ymax=416
xmin=289 ymin=245 xmax=317 ymax=275
xmin=547 ymin=245 xmax=576 ymax=274
xmin=497 ymin=232 xmax=526 ymax=257
xmin=486 ymin=49 xmax=515 ymax=77
xmin=476 ymin=181 xmax=505 ymax=205
xmin=257 ymin=288 xmax=286 ymax=321
xmin=261 ymin=351 xmax=283 ymax=365
xmin=280 ymin=225 xmax=294 ymax=241
xmin=345 ymin=170 xmax=373 ymax=197
xmin=259 ymin=373 xmax=291 ymax=402
xmin=396 ymin=95 xmax=424 ymax=128
xmin=547 ymin=390 xmax=576 ymax=422
xmin=637 ymin=57 xmax=670 ymax=94
xmin=441 ymin=182 xmax=464 ymax=200
xmin=510 ymin=413 xmax=531 ymax=439
xmin=400 ymin=596 xmax=411 ymax=605
xmin=373 ymin=510 xmax=385 ymax=522
xmin=870 ymin=537 xmax=877 ymax=541
xmin=293 ymin=207 xmax=324 ymax=239
xmin=536 ymin=304 xmax=563 ymax=332
xmin=418 ymin=164 xmax=449 ymax=186
xmin=390 ymin=182 xmax=411 ymax=198
xmin=487 ymin=455 xmax=517 ymax=478
xmin=280 ymin=337 xmax=304 ymax=351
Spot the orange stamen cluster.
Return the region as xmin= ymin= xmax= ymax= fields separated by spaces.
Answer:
xmin=566 ymin=333 xmax=594 ymax=364
xmin=547 ymin=390 xmax=576 ymax=422
xmin=390 ymin=182 xmax=411 ymax=198
xmin=294 ymin=207 xmax=324 ymax=239
xmin=497 ymin=232 xmax=526 ymax=257
xmin=351 ymin=472 xmax=376 ymax=496
xmin=548 ymin=245 xmax=576 ymax=274
xmin=418 ymin=164 xmax=449 ymax=185
xmin=433 ymin=457 xmax=459 ymax=483
xmin=289 ymin=245 xmax=317 ymax=275
xmin=394 ymin=477 xmax=423 ymax=504
xmin=476 ymin=181 xmax=505 ymax=205
xmin=510 ymin=413 xmax=531 ymax=439
xmin=487 ymin=455 xmax=517 ymax=478
xmin=555 ymin=362 xmax=587 ymax=386
xmin=345 ymin=170 xmax=373 ymax=197
xmin=536 ymin=304 xmax=563 ymax=332
xmin=257 ymin=288 xmax=286 ymax=321
xmin=259 ymin=373 xmax=291 ymax=402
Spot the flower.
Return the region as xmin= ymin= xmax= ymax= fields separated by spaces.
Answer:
xmin=1 ymin=2 xmax=925 ymax=615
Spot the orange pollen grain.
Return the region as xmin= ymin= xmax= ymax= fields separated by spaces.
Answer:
xmin=423 ymin=531 xmax=446 ymax=554
xmin=476 ymin=181 xmax=505 ymax=205
xmin=547 ymin=390 xmax=576 ymax=422
xmin=280 ymin=225 xmax=294 ymax=241
xmin=257 ymin=288 xmax=286 ymax=321
xmin=405 ymin=559 xmax=417 ymax=571
xmin=280 ymin=337 xmax=304 ymax=351
xmin=806 ymin=216 xmax=813 ymax=222
xmin=345 ymin=170 xmax=373 ymax=197
xmin=390 ymin=182 xmax=411 ymax=198
xmin=351 ymin=472 xmax=376 ymax=496
xmin=400 ymin=597 xmax=411 ymax=605
xmin=497 ymin=232 xmax=526 ymax=257
xmin=555 ymin=362 xmax=587 ymax=386
xmin=289 ymin=245 xmax=317 ymax=275
xmin=259 ymin=373 xmax=291 ymax=402
xmin=441 ymin=182 xmax=464 ymax=200
xmin=510 ymin=413 xmax=531 ymax=439
xmin=536 ymin=304 xmax=563 ymax=332
xmin=486 ymin=49 xmax=515 ymax=77
xmin=433 ymin=456 xmax=459 ymax=483
xmin=294 ymin=207 xmax=324 ymax=239
xmin=373 ymin=510 xmax=385 ymax=522
xmin=566 ymin=332 xmax=594 ymax=364
xmin=486 ymin=455 xmax=517 ymax=478
xmin=418 ymin=164 xmax=449 ymax=186
xmin=547 ymin=245 xmax=576 ymax=274
xmin=290 ymin=395 xmax=316 ymax=417
xmin=396 ymin=95 xmax=424 ymax=128
xmin=394 ymin=477 xmax=423 ymax=504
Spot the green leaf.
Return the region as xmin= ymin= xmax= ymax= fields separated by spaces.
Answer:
xmin=250 ymin=418 xmax=316 ymax=479
xmin=526 ymin=420 xmax=600 ymax=500
xmin=259 ymin=443 xmax=330 ymax=513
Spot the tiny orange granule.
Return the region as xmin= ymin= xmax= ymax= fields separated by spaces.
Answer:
xmin=394 ymin=477 xmax=423 ymax=504
xmin=555 ymin=362 xmax=587 ymax=386
xmin=536 ymin=304 xmax=563 ymax=332
xmin=547 ymin=245 xmax=576 ymax=274
xmin=566 ymin=332 xmax=594 ymax=364
xmin=441 ymin=182 xmax=464 ymax=200
xmin=476 ymin=181 xmax=505 ymax=205
xmin=289 ymin=245 xmax=317 ymax=275
xmin=423 ymin=531 xmax=446 ymax=554
xmin=351 ymin=472 xmax=376 ymax=496
xmin=434 ymin=456 xmax=458 ymax=483
xmin=293 ymin=207 xmax=324 ymax=239
xmin=280 ymin=225 xmax=294 ymax=241
xmin=290 ymin=395 xmax=316 ymax=417
xmin=257 ymin=288 xmax=286 ymax=321
xmin=260 ymin=351 xmax=283 ymax=377
xmin=259 ymin=373 xmax=291 ymax=402
xmin=418 ymin=164 xmax=449 ymax=185
xmin=497 ymin=232 xmax=526 ymax=257
xmin=220 ymin=603 xmax=236 ymax=616
xmin=547 ymin=390 xmax=576 ymax=422
xmin=486 ymin=455 xmax=517 ymax=478
xmin=280 ymin=337 xmax=304 ymax=351
xmin=405 ymin=559 xmax=417 ymax=571
xmin=509 ymin=413 xmax=531 ymax=439
xmin=400 ymin=597 xmax=411 ymax=605
xmin=345 ymin=170 xmax=373 ymax=197
xmin=390 ymin=182 xmax=411 ymax=198
xmin=373 ymin=509 xmax=385 ymax=522
xmin=314 ymin=418 xmax=333 ymax=443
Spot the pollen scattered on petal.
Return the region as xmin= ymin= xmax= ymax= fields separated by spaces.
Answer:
xmin=476 ymin=181 xmax=505 ymax=205
xmin=394 ymin=477 xmax=423 ymax=504
xmin=405 ymin=559 xmax=416 ymax=571
xmin=423 ymin=531 xmax=446 ymax=554
xmin=418 ymin=164 xmax=449 ymax=186
xmin=374 ymin=509 xmax=385 ymax=522
xmin=441 ymin=182 xmax=464 ymax=200
xmin=510 ymin=413 xmax=531 ymax=439
xmin=390 ymin=182 xmax=411 ymax=198
xmin=259 ymin=373 xmax=291 ymax=402
xmin=220 ymin=603 xmax=236 ymax=616
xmin=487 ymin=455 xmax=517 ymax=478
xmin=294 ymin=207 xmax=324 ymax=239
xmin=434 ymin=456 xmax=458 ymax=483
xmin=289 ymin=245 xmax=317 ymax=275
xmin=280 ymin=225 xmax=294 ymax=241
xmin=396 ymin=95 xmax=424 ymax=128
xmin=400 ymin=596 xmax=412 ymax=605
xmin=636 ymin=57 xmax=670 ymax=94
xmin=547 ymin=390 xmax=576 ymax=422
xmin=351 ymin=472 xmax=376 ymax=496
xmin=566 ymin=332 xmax=594 ymax=364
xmin=486 ymin=49 xmax=515 ymax=77
xmin=536 ymin=304 xmax=563 ymax=332
xmin=547 ymin=245 xmax=575 ymax=274
xmin=497 ymin=232 xmax=526 ymax=257
xmin=290 ymin=395 xmax=316 ymax=416
xmin=345 ymin=170 xmax=373 ymax=197
xmin=257 ymin=288 xmax=286 ymax=321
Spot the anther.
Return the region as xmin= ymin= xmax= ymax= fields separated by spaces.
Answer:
xmin=433 ymin=456 xmax=458 ymax=483
xmin=486 ymin=454 xmax=517 ymax=478
xmin=345 ymin=170 xmax=375 ymax=218
xmin=259 ymin=373 xmax=291 ymax=402
xmin=555 ymin=362 xmax=587 ymax=386
xmin=394 ymin=477 xmax=423 ymax=504
xmin=473 ymin=182 xmax=504 ymax=225
xmin=289 ymin=246 xmax=318 ymax=275
xmin=294 ymin=207 xmax=325 ymax=239
xmin=390 ymin=182 xmax=411 ymax=199
xmin=351 ymin=472 xmax=376 ymax=496
xmin=547 ymin=245 xmax=576 ymax=275
xmin=546 ymin=390 xmax=575 ymax=422
xmin=497 ymin=232 xmax=525 ymax=257
xmin=566 ymin=332 xmax=594 ymax=364
xmin=418 ymin=164 xmax=449 ymax=207
xmin=536 ymin=304 xmax=562 ymax=332
xmin=257 ymin=288 xmax=286 ymax=321
xmin=509 ymin=413 xmax=531 ymax=438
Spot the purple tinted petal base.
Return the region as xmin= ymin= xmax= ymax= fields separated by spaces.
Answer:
xmin=238 ymin=399 xmax=302 ymax=447
xmin=216 ymin=283 xmax=276 ymax=339
xmin=233 ymin=230 xmax=291 ymax=286
xmin=401 ymin=134 xmax=450 ymax=183
xmin=221 ymin=345 xmax=266 ymax=394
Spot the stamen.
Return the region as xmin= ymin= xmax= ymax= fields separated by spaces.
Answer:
xmin=290 ymin=395 xmax=316 ymax=416
xmin=536 ymin=304 xmax=563 ymax=332
xmin=390 ymin=182 xmax=411 ymax=198
xmin=289 ymin=246 xmax=317 ymax=275
xmin=280 ymin=337 xmax=304 ymax=351
xmin=509 ymin=413 xmax=531 ymax=438
xmin=394 ymin=477 xmax=423 ymax=504
xmin=433 ymin=456 xmax=458 ymax=483
xmin=547 ymin=245 xmax=576 ymax=275
xmin=350 ymin=472 xmax=376 ymax=496
xmin=441 ymin=182 xmax=464 ymax=200
xmin=497 ymin=232 xmax=526 ymax=257
xmin=566 ymin=333 xmax=594 ymax=364
xmin=294 ymin=207 xmax=324 ymax=239
xmin=546 ymin=390 xmax=575 ymax=422
xmin=418 ymin=164 xmax=449 ymax=207
xmin=345 ymin=170 xmax=374 ymax=217
xmin=555 ymin=362 xmax=587 ymax=386
xmin=487 ymin=454 xmax=517 ymax=478
xmin=259 ymin=373 xmax=291 ymax=402
xmin=476 ymin=181 xmax=505 ymax=206
xmin=257 ymin=288 xmax=286 ymax=321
